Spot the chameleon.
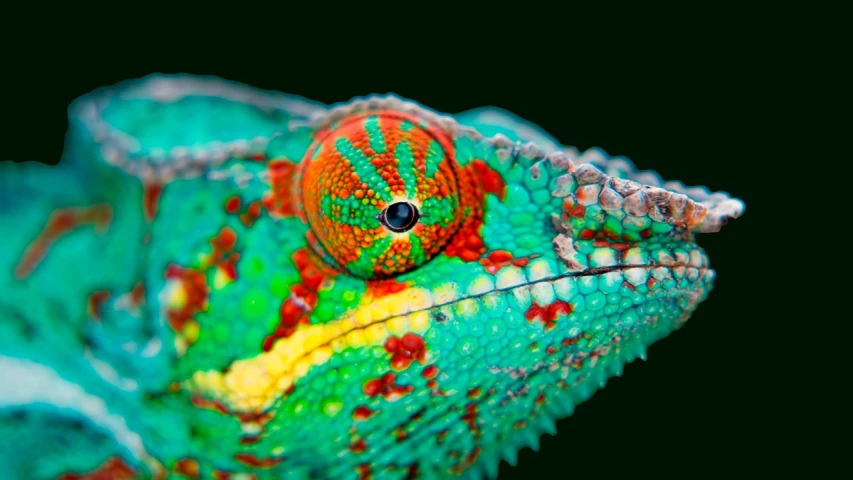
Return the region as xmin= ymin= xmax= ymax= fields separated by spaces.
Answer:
xmin=0 ymin=74 xmax=745 ymax=480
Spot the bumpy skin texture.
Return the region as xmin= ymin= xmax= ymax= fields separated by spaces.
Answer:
xmin=0 ymin=75 xmax=744 ymax=480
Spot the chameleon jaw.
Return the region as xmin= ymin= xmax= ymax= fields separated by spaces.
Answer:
xmin=184 ymin=248 xmax=709 ymax=416
xmin=181 ymin=145 xmax=733 ymax=418
xmin=178 ymin=97 xmax=742 ymax=442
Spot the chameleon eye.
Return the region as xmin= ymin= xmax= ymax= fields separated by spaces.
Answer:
xmin=299 ymin=111 xmax=472 ymax=279
xmin=379 ymin=202 xmax=420 ymax=233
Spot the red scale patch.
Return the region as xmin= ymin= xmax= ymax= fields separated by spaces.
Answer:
xmin=165 ymin=265 xmax=208 ymax=333
xmin=568 ymin=203 xmax=586 ymax=219
xmin=87 ymin=291 xmax=111 ymax=321
xmin=470 ymin=159 xmax=506 ymax=200
xmin=263 ymin=248 xmax=336 ymax=351
xmin=143 ymin=183 xmax=163 ymax=222
xmin=352 ymin=406 xmax=376 ymax=421
xmin=366 ymin=278 xmax=410 ymax=298
xmin=442 ymin=158 xmax=507 ymax=263
xmin=462 ymin=402 xmax=481 ymax=438
xmin=58 ymin=456 xmax=135 ymax=480
xmin=163 ymin=226 xmax=241 ymax=346
xmin=349 ymin=438 xmax=367 ymax=453
xmin=479 ymin=250 xmax=540 ymax=274
xmin=357 ymin=464 xmax=372 ymax=480
xmin=240 ymin=201 xmax=263 ymax=227
xmin=234 ymin=453 xmax=283 ymax=468
xmin=174 ymin=458 xmax=201 ymax=479
xmin=362 ymin=373 xmax=414 ymax=401
xmin=190 ymin=395 xmax=231 ymax=415
xmin=224 ymin=195 xmax=241 ymax=213
xmin=15 ymin=204 xmax=112 ymax=279
xmin=383 ymin=333 xmax=427 ymax=372
xmin=525 ymin=300 xmax=573 ymax=331
xmin=263 ymin=160 xmax=299 ymax=218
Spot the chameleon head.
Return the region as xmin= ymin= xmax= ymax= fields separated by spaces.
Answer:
xmin=182 ymin=95 xmax=744 ymax=476
xmin=0 ymin=76 xmax=747 ymax=479
xmin=298 ymin=111 xmax=478 ymax=279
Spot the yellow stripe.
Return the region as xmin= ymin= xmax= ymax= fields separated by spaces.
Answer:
xmin=187 ymin=287 xmax=434 ymax=412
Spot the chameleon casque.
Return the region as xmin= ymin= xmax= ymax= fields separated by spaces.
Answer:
xmin=0 ymin=74 xmax=745 ymax=480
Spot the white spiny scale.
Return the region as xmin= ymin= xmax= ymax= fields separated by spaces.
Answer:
xmin=611 ymin=358 xmax=625 ymax=376
xmin=502 ymin=444 xmax=519 ymax=466
xmin=523 ymin=427 xmax=541 ymax=452
xmin=482 ymin=451 xmax=501 ymax=479
xmin=622 ymin=342 xmax=639 ymax=362
xmin=555 ymin=390 xmax=576 ymax=416
xmin=534 ymin=414 xmax=557 ymax=436
xmin=574 ymin=380 xmax=594 ymax=403
xmin=627 ymin=340 xmax=647 ymax=360
xmin=596 ymin=367 xmax=610 ymax=388
xmin=544 ymin=398 xmax=563 ymax=418
xmin=496 ymin=405 xmax=556 ymax=477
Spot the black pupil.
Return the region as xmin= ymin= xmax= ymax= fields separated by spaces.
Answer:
xmin=382 ymin=202 xmax=419 ymax=232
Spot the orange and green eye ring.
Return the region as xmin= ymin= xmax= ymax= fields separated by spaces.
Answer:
xmin=300 ymin=110 xmax=470 ymax=279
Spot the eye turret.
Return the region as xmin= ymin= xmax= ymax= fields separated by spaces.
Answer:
xmin=298 ymin=111 xmax=473 ymax=279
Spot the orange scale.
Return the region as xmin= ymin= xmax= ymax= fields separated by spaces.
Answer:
xmin=363 ymin=227 xmax=385 ymax=241
xmin=379 ymin=116 xmax=403 ymax=136
xmin=411 ymin=150 xmax=429 ymax=166
xmin=346 ymin=128 xmax=367 ymax=145
xmin=392 ymin=241 xmax=412 ymax=255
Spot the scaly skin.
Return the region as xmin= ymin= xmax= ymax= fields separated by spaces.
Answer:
xmin=0 ymin=74 xmax=745 ymax=480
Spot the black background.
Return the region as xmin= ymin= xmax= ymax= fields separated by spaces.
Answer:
xmin=1 ymin=18 xmax=787 ymax=478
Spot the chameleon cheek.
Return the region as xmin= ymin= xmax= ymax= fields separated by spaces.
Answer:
xmin=299 ymin=111 xmax=470 ymax=279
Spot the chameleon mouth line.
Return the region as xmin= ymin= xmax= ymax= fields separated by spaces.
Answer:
xmin=195 ymin=262 xmax=705 ymax=409
xmin=360 ymin=262 xmax=697 ymax=328
xmin=300 ymin=262 xmax=701 ymax=367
